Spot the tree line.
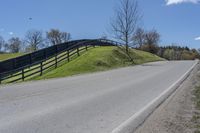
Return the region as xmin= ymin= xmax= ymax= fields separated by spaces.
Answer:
xmin=158 ymin=46 xmax=200 ymax=60
xmin=0 ymin=29 xmax=71 ymax=53
xmin=132 ymin=28 xmax=200 ymax=60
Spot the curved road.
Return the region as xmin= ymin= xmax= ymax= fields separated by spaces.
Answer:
xmin=0 ymin=61 xmax=197 ymax=133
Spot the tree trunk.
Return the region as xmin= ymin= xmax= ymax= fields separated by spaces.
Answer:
xmin=125 ymin=34 xmax=129 ymax=54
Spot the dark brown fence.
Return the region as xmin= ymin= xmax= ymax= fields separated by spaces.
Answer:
xmin=0 ymin=39 xmax=121 ymax=84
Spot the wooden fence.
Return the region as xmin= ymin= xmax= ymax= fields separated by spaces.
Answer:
xmin=0 ymin=39 xmax=121 ymax=84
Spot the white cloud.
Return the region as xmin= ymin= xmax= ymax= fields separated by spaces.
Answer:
xmin=9 ymin=32 xmax=14 ymax=35
xmin=195 ymin=36 xmax=200 ymax=41
xmin=166 ymin=0 xmax=200 ymax=5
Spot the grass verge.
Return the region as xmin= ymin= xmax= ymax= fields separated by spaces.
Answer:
xmin=0 ymin=53 xmax=24 ymax=61
xmin=192 ymin=86 xmax=200 ymax=132
xmin=34 ymin=46 xmax=163 ymax=80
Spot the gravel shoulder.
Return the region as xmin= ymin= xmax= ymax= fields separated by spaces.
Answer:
xmin=135 ymin=62 xmax=200 ymax=133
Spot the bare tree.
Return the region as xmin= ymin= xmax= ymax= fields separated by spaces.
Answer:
xmin=46 ymin=29 xmax=71 ymax=45
xmin=25 ymin=30 xmax=44 ymax=52
xmin=132 ymin=28 xmax=145 ymax=48
xmin=111 ymin=0 xmax=141 ymax=53
xmin=141 ymin=30 xmax=160 ymax=54
xmin=3 ymin=43 xmax=9 ymax=52
xmin=144 ymin=30 xmax=160 ymax=46
xmin=0 ymin=36 xmax=5 ymax=52
xmin=8 ymin=37 xmax=22 ymax=53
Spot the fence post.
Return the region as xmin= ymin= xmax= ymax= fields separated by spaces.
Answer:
xmin=55 ymin=45 xmax=58 ymax=68
xmin=55 ymin=54 xmax=58 ymax=68
xmin=29 ymin=54 xmax=32 ymax=64
xmin=22 ymin=69 xmax=25 ymax=81
xmin=40 ymin=62 xmax=43 ymax=76
xmin=44 ymin=49 xmax=47 ymax=59
xmin=13 ymin=59 xmax=16 ymax=69
xmin=85 ymin=45 xmax=88 ymax=51
xmin=77 ymin=47 xmax=80 ymax=56
xmin=67 ymin=50 xmax=70 ymax=62
xmin=0 ymin=74 xmax=2 ymax=84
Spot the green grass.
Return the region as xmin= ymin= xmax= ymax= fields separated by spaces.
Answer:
xmin=35 ymin=46 xmax=163 ymax=80
xmin=0 ymin=53 xmax=24 ymax=61
xmin=0 ymin=48 xmax=89 ymax=84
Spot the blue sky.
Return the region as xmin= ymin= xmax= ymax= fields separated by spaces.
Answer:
xmin=0 ymin=0 xmax=199 ymax=48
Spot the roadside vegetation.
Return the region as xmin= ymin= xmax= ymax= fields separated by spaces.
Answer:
xmin=132 ymin=28 xmax=200 ymax=60
xmin=192 ymin=86 xmax=200 ymax=133
xmin=34 ymin=46 xmax=163 ymax=80
xmin=157 ymin=46 xmax=200 ymax=60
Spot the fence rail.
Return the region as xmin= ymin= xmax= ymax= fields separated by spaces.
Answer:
xmin=0 ymin=39 xmax=122 ymax=84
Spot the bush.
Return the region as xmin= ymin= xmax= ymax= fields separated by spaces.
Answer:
xmin=181 ymin=50 xmax=196 ymax=60
xmin=140 ymin=44 xmax=159 ymax=54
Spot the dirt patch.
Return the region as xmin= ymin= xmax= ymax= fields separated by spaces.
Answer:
xmin=134 ymin=63 xmax=200 ymax=133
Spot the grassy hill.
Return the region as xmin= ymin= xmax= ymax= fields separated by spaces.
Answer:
xmin=0 ymin=53 xmax=24 ymax=61
xmin=35 ymin=46 xmax=163 ymax=80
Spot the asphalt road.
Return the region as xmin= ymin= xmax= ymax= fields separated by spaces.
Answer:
xmin=0 ymin=61 xmax=196 ymax=133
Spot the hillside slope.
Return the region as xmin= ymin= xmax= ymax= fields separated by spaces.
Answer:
xmin=35 ymin=46 xmax=163 ymax=80
xmin=0 ymin=53 xmax=24 ymax=61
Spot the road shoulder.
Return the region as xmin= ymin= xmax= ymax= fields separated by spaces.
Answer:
xmin=135 ymin=63 xmax=200 ymax=133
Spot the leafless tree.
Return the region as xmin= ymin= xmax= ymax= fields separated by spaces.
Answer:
xmin=141 ymin=30 xmax=160 ymax=54
xmin=46 ymin=29 xmax=71 ymax=45
xmin=3 ymin=43 xmax=9 ymax=52
xmin=0 ymin=36 xmax=5 ymax=52
xmin=144 ymin=30 xmax=160 ymax=46
xmin=25 ymin=30 xmax=44 ymax=52
xmin=8 ymin=37 xmax=22 ymax=53
xmin=111 ymin=0 xmax=141 ymax=53
xmin=132 ymin=28 xmax=145 ymax=48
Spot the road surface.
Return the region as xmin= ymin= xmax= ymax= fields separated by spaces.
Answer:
xmin=0 ymin=61 xmax=197 ymax=133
